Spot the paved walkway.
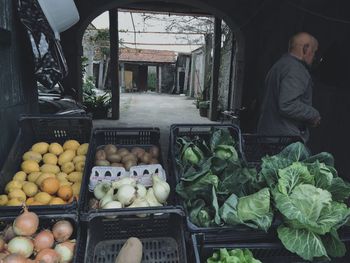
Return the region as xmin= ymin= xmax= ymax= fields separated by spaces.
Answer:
xmin=93 ymin=92 xmax=218 ymax=166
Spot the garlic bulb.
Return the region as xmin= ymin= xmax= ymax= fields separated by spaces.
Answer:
xmin=152 ymin=175 xmax=170 ymax=204
xmin=115 ymin=184 xmax=136 ymax=206
xmin=135 ymin=184 xmax=147 ymax=198
xmin=145 ymin=188 xmax=162 ymax=207
xmin=112 ymin=177 xmax=136 ymax=189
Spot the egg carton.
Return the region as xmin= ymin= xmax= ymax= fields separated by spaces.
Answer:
xmin=89 ymin=164 xmax=167 ymax=191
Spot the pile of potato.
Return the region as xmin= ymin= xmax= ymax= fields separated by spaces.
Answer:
xmin=0 ymin=140 xmax=88 ymax=206
xmin=95 ymin=144 xmax=160 ymax=171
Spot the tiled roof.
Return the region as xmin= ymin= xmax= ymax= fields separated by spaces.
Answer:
xmin=119 ymin=48 xmax=177 ymax=63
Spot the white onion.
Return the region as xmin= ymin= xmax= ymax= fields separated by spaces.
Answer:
xmin=115 ymin=185 xmax=136 ymax=206
xmin=8 ymin=237 xmax=34 ymax=258
xmin=135 ymin=184 xmax=147 ymax=198
xmin=152 ymin=175 xmax=170 ymax=204
xmin=112 ymin=177 xmax=136 ymax=189
xmin=102 ymin=201 xmax=122 ymax=209
xmin=55 ymin=241 xmax=75 ymax=262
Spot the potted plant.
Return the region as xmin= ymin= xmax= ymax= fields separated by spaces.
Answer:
xmin=199 ymin=101 xmax=210 ymax=117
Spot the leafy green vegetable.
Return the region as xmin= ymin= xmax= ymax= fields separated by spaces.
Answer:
xmin=219 ymin=188 xmax=273 ymax=232
xmin=210 ymin=129 xmax=236 ymax=152
xmin=177 ymin=137 xmax=205 ymax=165
xmin=214 ymin=145 xmax=238 ymax=161
xmin=277 ymin=226 xmax=329 ymax=261
xmin=207 ymin=248 xmax=262 ymax=263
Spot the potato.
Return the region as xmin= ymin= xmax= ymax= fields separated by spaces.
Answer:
xmin=58 ymin=150 xmax=76 ymax=165
xmin=40 ymin=164 xmax=60 ymax=174
xmin=118 ymin=148 xmax=130 ymax=157
xmin=107 ymin=154 xmax=122 ymax=163
xmin=77 ymin=143 xmax=89 ymax=156
xmin=63 ymin=140 xmax=80 ymax=151
xmin=104 ymin=144 xmax=118 ymax=155
xmin=43 ymin=153 xmax=58 ymax=165
xmin=21 ymin=160 xmax=40 ymax=174
xmin=149 ymin=158 xmax=159 ymax=164
xmin=149 ymin=146 xmax=160 ymax=158
xmin=95 ymin=150 xmax=107 ymax=161
xmin=124 ymin=160 xmax=137 ymax=171
xmin=31 ymin=142 xmax=49 ymax=155
xmin=73 ymin=155 xmax=86 ymax=164
xmin=67 ymin=172 xmax=83 ymax=183
xmin=22 ymin=151 xmax=42 ymax=163
xmin=141 ymin=153 xmax=152 ymax=164
xmin=61 ymin=162 xmax=75 ymax=174
xmin=49 ymin=142 xmax=64 ymax=155
xmin=122 ymin=154 xmax=137 ymax=164
xmin=95 ymin=160 xmax=110 ymax=166
xmin=111 ymin=163 xmax=124 ymax=168
xmin=131 ymin=147 xmax=145 ymax=159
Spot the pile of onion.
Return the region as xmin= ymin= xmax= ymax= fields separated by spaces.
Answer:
xmin=0 ymin=206 xmax=76 ymax=262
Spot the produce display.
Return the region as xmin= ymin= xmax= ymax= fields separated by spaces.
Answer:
xmin=0 ymin=140 xmax=88 ymax=207
xmin=94 ymin=144 xmax=160 ymax=171
xmin=206 ymin=248 xmax=261 ymax=263
xmin=0 ymin=207 xmax=75 ymax=262
xmin=175 ymin=128 xmax=350 ymax=261
xmin=91 ymin=175 xmax=170 ymax=210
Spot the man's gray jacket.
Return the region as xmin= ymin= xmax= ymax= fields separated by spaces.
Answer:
xmin=257 ymin=53 xmax=320 ymax=142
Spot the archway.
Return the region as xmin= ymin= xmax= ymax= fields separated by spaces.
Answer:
xmin=61 ymin=0 xmax=245 ymax=120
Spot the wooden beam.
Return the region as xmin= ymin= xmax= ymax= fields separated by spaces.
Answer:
xmin=109 ymin=10 xmax=120 ymax=120
xmin=209 ymin=18 xmax=222 ymax=121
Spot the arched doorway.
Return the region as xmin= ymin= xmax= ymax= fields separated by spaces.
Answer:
xmin=61 ymin=0 xmax=245 ymax=120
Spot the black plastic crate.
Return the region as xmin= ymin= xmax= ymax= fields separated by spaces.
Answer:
xmin=192 ymin=233 xmax=350 ymax=263
xmin=169 ymin=124 xmax=244 ymax=182
xmin=168 ymin=124 xmax=276 ymax=237
xmin=242 ymin=134 xmax=303 ymax=167
xmin=76 ymin=209 xmax=187 ymax=263
xmin=0 ymin=116 xmax=92 ymax=216
xmin=0 ymin=212 xmax=80 ymax=262
xmin=80 ymin=127 xmax=179 ymax=218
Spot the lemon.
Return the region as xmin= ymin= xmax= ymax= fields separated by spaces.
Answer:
xmin=31 ymin=142 xmax=49 ymax=155
xmin=8 ymin=189 xmax=26 ymax=202
xmin=28 ymin=172 xmax=42 ymax=183
xmin=71 ymin=182 xmax=81 ymax=196
xmin=35 ymin=173 xmax=56 ymax=186
xmin=75 ymin=161 xmax=85 ymax=172
xmin=40 ymin=164 xmax=60 ymax=174
xmin=58 ymin=150 xmax=75 ymax=166
xmin=22 ymin=151 xmax=42 ymax=163
xmin=34 ymin=192 xmax=52 ymax=205
xmin=77 ymin=143 xmax=89 ymax=156
xmin=13 ymin=171 xmax=27 ymax=181
xmin=43 ymin=153 xmax=58 ymax=165
xmin=63 ymin=140 xmax=80 ymax=151
xmin=7 ymin=199 xmax=22 ymax=206
xmin=73 ymin=155 xmax=86 ymax=164
xmin=21 ymin=160 xmax=40 ymax=174
xmin=5 ymin=180 xmax=23 ymax=194
xmin=22 ymin=182 xmax=38 ymax=197
xmin=67 ymin=172 xmax=83 ymax=183
xmin=61 ymin=162 xmax=75 ymax=174
xmin=0 ymin=195 xmax=8 ymax=206
xmin=49 ymin=142 xmax=64 ymax=156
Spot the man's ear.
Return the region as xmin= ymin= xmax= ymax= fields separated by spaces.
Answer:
xmin=303 ymin=44 xmax=310 ymax=55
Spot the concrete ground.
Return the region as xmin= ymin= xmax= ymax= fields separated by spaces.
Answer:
xmin=93 ymin=92 xmax=218 ymax=167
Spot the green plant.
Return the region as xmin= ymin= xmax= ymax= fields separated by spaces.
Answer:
xmin=199 ymin=101 xmax=210 ymax=109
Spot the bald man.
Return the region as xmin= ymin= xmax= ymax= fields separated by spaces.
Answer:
xmin=257 ymin=32 xmax=321 ymax=142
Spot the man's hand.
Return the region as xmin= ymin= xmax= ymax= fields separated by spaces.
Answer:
xmin=311 ymin=116 xmax=321 ymax=127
